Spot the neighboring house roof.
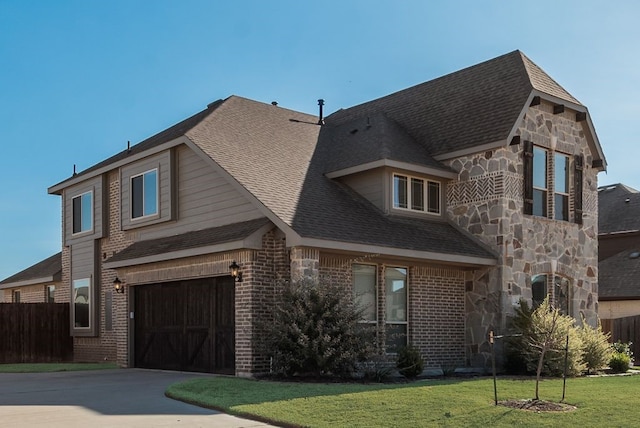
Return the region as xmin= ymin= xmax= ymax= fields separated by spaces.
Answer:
xmin=104 ymin=218 xmax=272 ymax=268
xmin=598 ymin=249 xmax=640 ymax=300
xmin=598 ymin=183 xmax=640 ymax=234
xmin=325 ymin=50 xmax=603 ymax=165
xmin=0 ymin=252 xmax=62 ymax=289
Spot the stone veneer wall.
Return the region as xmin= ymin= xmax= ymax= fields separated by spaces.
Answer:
xmin=445 ymin=101 xmax=599 ymax=367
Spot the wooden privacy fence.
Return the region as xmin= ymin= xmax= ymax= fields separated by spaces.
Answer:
xmin=0 ymin=303 xmax=73 ymax=363
xmin=601 ymin=315 xmax=640 ymax=359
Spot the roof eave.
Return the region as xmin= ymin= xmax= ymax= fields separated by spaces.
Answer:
xmin=48 ymin=135 xmax=193 ymax=194
xmin=286 ymin=236 xmax=497 ymax=268
xmin=103 ymin=224 xmax=271 ymax=270
xmin=0 ymin=275 xmax=60 ymax=290
xmin=326 ymin=159 xmax=457 ymax=180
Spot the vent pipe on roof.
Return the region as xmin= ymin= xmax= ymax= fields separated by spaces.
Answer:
xmin=127 ymin=140 xmax=131 ymax=153
xmin=317 ymin=99 xmax=325 ymax=125
xmin=73 ymin=164 xmax=77 ymax=176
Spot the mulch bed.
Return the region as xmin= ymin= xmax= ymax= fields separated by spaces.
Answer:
xmin=498 ymin=399 xmax=577 ymax=412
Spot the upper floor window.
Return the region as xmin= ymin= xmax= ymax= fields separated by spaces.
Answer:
xmin=554 ymin=153 xmax=569 ymax=221
xmin=532 ymin=147 xmax=547 ymax=217
xmin=131 ymin=169 xmax=158 ymax=219
xmin=392 ymin=174 xmax=440 ymax=214
xmin=72 ymin=191 xmax=93 ymax=234
xmin=523 ymin=141 xmax=583 ymax=223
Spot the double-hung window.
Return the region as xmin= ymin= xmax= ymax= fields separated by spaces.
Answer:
xmin=72 ymin=191 xmax=93 ymax=234
xmin=131 ymin=169 xmax=158 ymax=219
xmin=524 ymin=141 xmax=582 ymax=223
xmin=554 ymin=153 xmax=569 ymax=221
xmin=385 ymin=267 xmax=407 ymax=352
xmin=393 ymin=174 xmax=440 ymax=214
xmin=353 ymin=264 xmax=377 ymax=324
xmin=532 ymin=147 xmax=547 ymax=217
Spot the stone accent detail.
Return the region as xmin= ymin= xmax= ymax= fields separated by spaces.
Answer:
xmin=445 ymin=101 xmax=600 ymax=369
xmin=290 ymin=247 xmax=320 ymax=281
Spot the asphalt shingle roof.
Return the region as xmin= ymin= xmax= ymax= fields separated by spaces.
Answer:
xmin=326 ymin=50 xmax=581 ymax=156
xmin=598 ymin=183 xmax=640 ymax=234
xmin=599 ymin=249 xmax=640 ymax=299
xmin=51 ymin=51 xmax=577 ymax=264
xmin=0 ymin=252 xmax=62 ymax=286
xmin=106 ymin=218 xmax=271 ymax=264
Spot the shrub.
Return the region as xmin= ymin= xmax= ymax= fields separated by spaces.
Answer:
xmin=264 ymin=278 xmax=375 ymax=378
xmin=609 ymin=352 xmax=631 ymax=373
xmin=507 ymin=298 xmax=585 ymax=377
xmin=612 ymin=341 xmax=634 ymax=362
xmin=396 ymin=345 xmax=424 ymax=378
xmin=578 ymin=317 xmax=612 ymax=374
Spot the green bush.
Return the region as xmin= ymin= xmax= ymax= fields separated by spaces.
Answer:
xmin=609 ymin=352 xmax=631 ymax=373
xmin=612 ymin=341 xmax=634 ymax=361
xmin=396 ymin=345 xmax=424 ymax=378
xmin=506 ymin=298 xmax=585 ymax=376
xmin=264 ymin=278 xmax=375 ymax=378
xmin=578 ymin=318 xmax=612 ymax=374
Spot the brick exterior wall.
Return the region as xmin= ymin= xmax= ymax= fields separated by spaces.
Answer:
xmin=1 ymin=282 xmax=61 ymax=303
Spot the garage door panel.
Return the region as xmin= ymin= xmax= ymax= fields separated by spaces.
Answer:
xmin=134 ymin=277 xmax=235 ymax=373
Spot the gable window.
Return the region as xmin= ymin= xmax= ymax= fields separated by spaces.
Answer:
xmin=131 ymin=169 xmax=158 ymax=219
xmin=385 ymin=267 xmax=407 ymax=352
xmin=72 ymin=191 xmax=93 ymax=234
xmin=393 ymin=174 xmax=440 ymax=214
xmin=73 ymin=278 xmax=91 ymax=329
xmin=353 ymin=264 xmax=377 ymax=323
xmin=554 ymin=153 xmax=569 ymax=221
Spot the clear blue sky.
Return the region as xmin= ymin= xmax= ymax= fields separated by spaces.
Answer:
xmin=1 ymin=0 xmax=638 ymax=279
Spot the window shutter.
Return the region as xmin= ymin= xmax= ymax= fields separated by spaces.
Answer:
xmin=523 ymin=140 xmax=534 ymax=215
xmin=574 ymin=154 xmax=584 ymax=224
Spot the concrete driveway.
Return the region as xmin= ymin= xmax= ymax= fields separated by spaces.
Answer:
xmin=0 ymin=369 xmax=276 ymax=427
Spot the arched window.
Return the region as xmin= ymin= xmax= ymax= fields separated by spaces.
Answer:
xmin=555 ymin=276 xmax=571 ymax=315
xmin=531 ymin=274 xmax=547 ymax=309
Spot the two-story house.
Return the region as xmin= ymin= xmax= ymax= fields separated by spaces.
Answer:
xmin=40 ymin=50 xmax=605 ymax=376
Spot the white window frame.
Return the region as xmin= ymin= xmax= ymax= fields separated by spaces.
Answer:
xmin=73 ymin=278 xmax=91 ymax=330
xmin=532 ymin=147 xmax=548 ymax=218
xmin=384 ymin=266 xmax=408 ymax=353
xmin=554 ymin=153 xmax=570 ymax=221
xmin=130 ymin=168 xmax=159 ymax=220
xmin=392 ymin=173 xmax=441 ymax=215
xmin=352 ymin=263 xmax=378 ymax=325
xmin=71 ymin=190 xmax=93 ymax=236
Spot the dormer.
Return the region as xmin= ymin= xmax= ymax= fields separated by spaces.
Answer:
xmin=323 ymin=114 xmax=456 ymax=218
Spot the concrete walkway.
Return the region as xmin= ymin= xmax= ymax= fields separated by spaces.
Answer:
xmin=0 ymin=369 xmax=276 ymax=427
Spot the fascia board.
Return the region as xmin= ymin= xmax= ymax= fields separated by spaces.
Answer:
xmin=285 ymin=236 xmax=497 ymax=268
xmin=48 ymin=136 xmax=191 ymax=194
xmin=0 ymin=276 xmax=56 ymax=290
xmin=326 ymin=159 xmax=457 ymax=179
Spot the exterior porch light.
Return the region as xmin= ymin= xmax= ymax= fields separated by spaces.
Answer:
xmin=229 ymin=261 xmax=243 ymax=283
xmin=113 ymin=277 xmax=125 ymax=294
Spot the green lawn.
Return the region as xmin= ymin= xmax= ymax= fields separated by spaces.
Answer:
xmin=167 ymin=374 xmax=640 ymax=427
xmin=0 ymin=362 xmax=118 ymax=373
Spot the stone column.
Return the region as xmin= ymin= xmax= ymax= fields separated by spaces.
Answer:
xmin=289 ymin=247 xmax=319 ymax=282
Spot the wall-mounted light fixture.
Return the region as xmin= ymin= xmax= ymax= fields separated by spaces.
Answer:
xmin=113 ymin=277 xmax=125 ymax=294
xmin=229 ymin=261 xmax=243 ymax=283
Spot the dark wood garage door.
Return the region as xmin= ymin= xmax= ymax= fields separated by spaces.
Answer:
xmin=134 ymin=277 xmax=235 ymax=374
